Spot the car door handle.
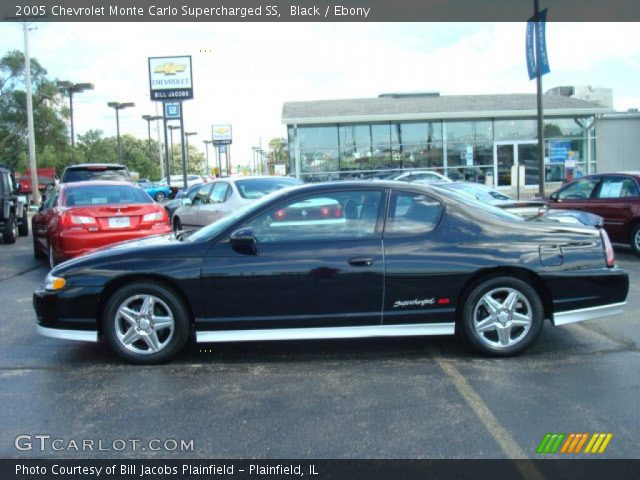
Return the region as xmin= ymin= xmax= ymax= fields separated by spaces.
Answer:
xmin=348 ymin=257 xmax=374 ymax=267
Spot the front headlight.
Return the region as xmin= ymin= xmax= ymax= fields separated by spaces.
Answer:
xmin=45 ymin=273 xmax=66 ymax=291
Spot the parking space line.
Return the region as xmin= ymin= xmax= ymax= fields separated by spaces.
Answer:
xmin=435 ymin=357 xmax=545 ymax=480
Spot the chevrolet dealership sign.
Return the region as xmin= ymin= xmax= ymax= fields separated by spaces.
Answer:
xmin=212 ymin=125 xmax=232 ymax=145
xmin=148 ymin=55 xmax=193 ymax=100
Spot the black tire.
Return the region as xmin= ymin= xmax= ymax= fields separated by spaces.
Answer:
xmin=2 ymin=212 xmax=16 ymax=244
xmin=48 ymin=242 xmax=58 ymax=269
xmin=103 ymin=281 xmax=190 ymax=364
xmin=18 ymin=206 xmax=29 ymax=237
xmin=173 ymin=216 xmax=182 ymax=234
xmin=630 ymin=223 xmax=640 ymax=258
xmin=459 ymin=276 xmax=543 ymax=357
xmin=32 ymin=223 xmax=45 ymax=259
xmin=155 ymin=191 xmax=166 ymax=202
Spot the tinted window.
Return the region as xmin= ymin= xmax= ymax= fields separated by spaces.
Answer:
xmin=63 ymin=167 xmax=131 ymax=183
xmin=235 ymin=178 xmax=302 ymax=199
xmin=63 ymin=185 xmax=151 ymax=206
xmin=209 ymin=183 xmax=230 ymax=203
xmin=386 ymin=191 xmax=442 ymax=235
xmin=244 ymin=190 xmax=382 ymax=243
xmin=557 ymin=178 xmax=600 ymax=200
xmin=596 ymin=177 xmax=639 ymax=199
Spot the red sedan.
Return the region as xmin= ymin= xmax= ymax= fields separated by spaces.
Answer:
xmin=32 ymin=181 xmax=171 ymax=268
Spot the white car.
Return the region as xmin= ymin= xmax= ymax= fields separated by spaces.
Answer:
xmin=172 ymin=176 xmax=302 ymax=232
xmin=158 ymin=174 xmax=204 ymax=189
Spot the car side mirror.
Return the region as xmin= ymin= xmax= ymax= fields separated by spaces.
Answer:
xmin=230 ymin=228 xmax=257 ymax=255
xmin=549 ymin=192 xmax=559 ymax=202
xmin=182 ymin=198 xmax=192 ymax=207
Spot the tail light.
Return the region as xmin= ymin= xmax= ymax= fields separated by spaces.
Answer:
xmin=142 ymin=208 xmax=169 ymax=226
xmin=60 ymin=212 xmax=97 ymax=230
xmin=600 ymin=229 xmax=615 ymax=267
xmin=274 ymin=209 xmax=287 ymax=221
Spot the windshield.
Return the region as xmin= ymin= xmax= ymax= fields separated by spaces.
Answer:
xmin=188 ymin=187 xmax=299 ymax=242
xmin=62 ymin=184 xmax=152 ymax=206
xmin=235 ymin=177 xmax=302 ymax=199
xmin=430 ymin=185 xmax=523 ymax=222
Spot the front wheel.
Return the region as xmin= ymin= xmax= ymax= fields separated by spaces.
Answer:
xmin=460 ymin=276 xmax=543 ymax=356
xmin=18 ymin=206 xmax=29 ymax=237
xmin=173 ymin=217 xmax=182 ymax=235
xmin=2 ymin=212 xmax=16 ymax=244
xmin=103 ymin=281 xmax=190 ymax=364
xmin=630 ymin=223 xmax=640 ymax=257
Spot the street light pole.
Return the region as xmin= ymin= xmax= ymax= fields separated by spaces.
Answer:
xmin=57 ymin=81 xmax=94 ymax=163
xmin=107 ymin=101 xmax=134 ymax=163
xmin=184 ymin=132 xmax=198 ymax=173
xmin=142 ymin=114 xmax=163 ymax=172
xmin=203 ymin=140 xmax=213 ymax=176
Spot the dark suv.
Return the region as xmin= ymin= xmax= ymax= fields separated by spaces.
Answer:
xmin=61 ymin=163 xmax=132 ymax=183
xmin=0 ymin=164 xmax=29 ymax=243
xmin=549 ymin=172 xmax=640 ymax=256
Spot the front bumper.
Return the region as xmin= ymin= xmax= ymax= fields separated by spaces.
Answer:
xmin=33 ymin=285 xmax=101 ymax=334
xmin=58 ymin=227 xmax=170 ymax=260
xmin=36 ymin=325 xmax=98 ymax=342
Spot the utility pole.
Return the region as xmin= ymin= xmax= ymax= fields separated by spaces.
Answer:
xmin=107 ymin=101 xmax=134 ymax=163
xmin=23 ymin=23 xmax=40 ymax=205
xmin=534 ymin=0 xmax=545 ymax=197
xmin=203 ymin=140 xmax=213 ymax=176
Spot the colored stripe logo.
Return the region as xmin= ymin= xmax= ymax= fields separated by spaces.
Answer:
xmin=537 ymin=433 xmax=613 ymax=454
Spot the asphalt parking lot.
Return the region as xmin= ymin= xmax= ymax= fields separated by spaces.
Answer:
xmin=0 ymin=225 xmax=638 ymax=459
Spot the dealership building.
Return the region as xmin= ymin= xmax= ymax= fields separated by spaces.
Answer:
xmin=282 ymin=92 xmax=613 ymax=189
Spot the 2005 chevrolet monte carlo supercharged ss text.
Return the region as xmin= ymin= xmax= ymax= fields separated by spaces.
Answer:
xmin=33 ymin=181 xmax=629 ymax=364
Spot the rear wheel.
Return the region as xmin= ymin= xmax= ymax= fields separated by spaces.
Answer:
xmin=173 ymin=217 xmax=182 ymax=235
xmin=48 ymin=242 xmax=58 ymax=269
xmin=32 ymin=223 xmax=45 ymax=259
xmin=2 ymin=212 xmax=16 ymax=244
xmin=155 ymin=191 xmax=166 ymax=202
xmin=18 ymin=206 xmax=29 ymax=237
xmin=103 ymin=281 xmax=190 ymax=364
xmin=630 ymin=223 xmax=640 ymax=257
xmin=460 ymin=276 xmax=543 ymax=357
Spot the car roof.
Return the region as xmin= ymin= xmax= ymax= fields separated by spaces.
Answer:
xmin=64 ymin=163 xmax=127 ymax=169
xmin=60 ymin=180 xmax=139 ymax=189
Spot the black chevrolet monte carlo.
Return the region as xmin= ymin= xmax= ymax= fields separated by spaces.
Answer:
xmin=33 ymin=181 xmax=629 ymax=364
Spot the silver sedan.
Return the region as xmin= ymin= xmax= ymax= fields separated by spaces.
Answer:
xmin=172 ymin=176 xmax=302 ymax=232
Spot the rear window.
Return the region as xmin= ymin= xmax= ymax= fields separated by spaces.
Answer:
xmin=235 ymin=177 xmax=302 ymax=199
xmin=62 ymin=167 xmax=131 ymax=183
xmin=63 ymin=185 xmax=152 ymax=206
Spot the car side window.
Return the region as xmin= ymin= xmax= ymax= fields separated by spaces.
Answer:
xmin=243 ymin=190 xmax=383 ymax=244
xmin=557 ymin=178 xmax=600 ymax=200
xmin=209 ymin=183 xmax=230 ymax=204
xmin=596 ymin=177 xmax=639 ymax=199
xmin=385 ymin=191 xmax=442 ymax=235
xmin=193 ymin=184 xmax=212 ymax=205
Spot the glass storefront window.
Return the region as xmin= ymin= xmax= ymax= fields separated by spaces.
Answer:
xmin=544 ymin=118 xmax=586 ymax=138
xmin=298 ymin=125 xmax=339 ymax=149
xmin=446 ymin=121 xmax=475 ymax=142
xmin=371 ymin=124 xmax=391 ymax=146
xmin=399 ymin=143 xmax=444 ymax=169
xmin=399 ymin=121 xmax=443 ymax=144
xmin=494 ymin=119 xmax=537 ymax=141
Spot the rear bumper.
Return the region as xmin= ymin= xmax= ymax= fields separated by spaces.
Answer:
xmin=553 ymin=301 xmax=626 ymax=326
xmin=58 ymin=227 xmax=170 ymax=259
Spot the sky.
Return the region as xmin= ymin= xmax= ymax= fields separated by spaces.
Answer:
xmin=0 ymin=22 xmax=638 ymax=173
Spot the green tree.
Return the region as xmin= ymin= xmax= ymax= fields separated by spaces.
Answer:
xmin=0 ymin=50 xmax=70 ymax=174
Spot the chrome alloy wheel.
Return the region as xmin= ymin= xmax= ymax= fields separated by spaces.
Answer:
xmin=114 ymin=294 xmax=175 ymax=355
xmin=472 ymin=287 xmax=532 ymax=348
xmin=634 ymin=228 xmax=640 ymax=253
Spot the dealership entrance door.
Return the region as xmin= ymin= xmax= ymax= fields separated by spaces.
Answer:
xmin=493 ymin=141 xmax=539 ymax=188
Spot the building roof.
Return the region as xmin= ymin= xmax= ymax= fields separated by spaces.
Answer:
xmin=282 ymin=93 xmax=612 ymax=125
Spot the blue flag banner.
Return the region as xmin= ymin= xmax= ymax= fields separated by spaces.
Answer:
xmin=526 ymin=18 xmax=536 ymax=79
xmin=526 ymin=8 xmax=550 ymax=79
xmin=536 ymin=8 xmax=550 ymax=76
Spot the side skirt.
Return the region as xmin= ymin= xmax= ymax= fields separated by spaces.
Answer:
xmin=553 ymin=302 xmax=626 ymax=326
xmin=196 ymin=322 xmax=455 ymax=343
